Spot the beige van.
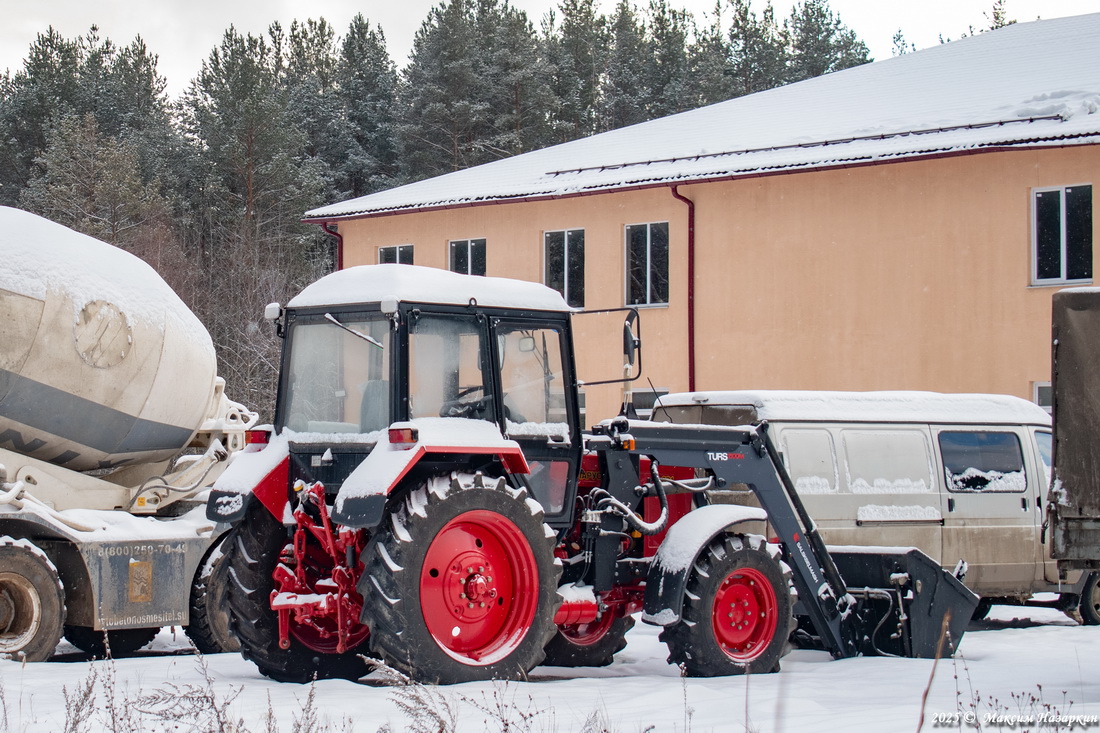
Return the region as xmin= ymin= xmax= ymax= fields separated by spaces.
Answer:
xmin=652 ymin=390 xmax=1099 ymax=623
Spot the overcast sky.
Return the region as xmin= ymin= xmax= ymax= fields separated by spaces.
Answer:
xmin=1 ymin=0 xmax=1097 ymax=97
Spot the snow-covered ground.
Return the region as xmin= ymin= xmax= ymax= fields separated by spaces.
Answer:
xmin=1 ymin=605 xmax=1096 ymax=732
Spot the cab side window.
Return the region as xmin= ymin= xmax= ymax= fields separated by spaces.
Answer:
xmin=938 ymin=431 xmax=1026 ymax=493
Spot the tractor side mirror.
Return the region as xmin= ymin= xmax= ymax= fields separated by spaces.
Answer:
xmin=623 ymin=311 xmax=640 ymax=367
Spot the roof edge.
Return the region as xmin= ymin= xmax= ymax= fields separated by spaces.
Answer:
xmin=302 ymin=137 xmax=1100 ymax=225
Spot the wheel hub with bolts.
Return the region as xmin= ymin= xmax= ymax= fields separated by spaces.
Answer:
xmin=421 ymin=509 xmax=537 ymax=662
xmin=712 ymin=567 xmax=778 ymax=661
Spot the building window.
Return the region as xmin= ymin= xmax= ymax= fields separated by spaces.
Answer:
xmin=1032 ymin=381 xmax=1053 ymax=414
xmin=449 ymin=238 xmax=486 ymax=276
xmin=1033 ymin=185 xmax=1092 ymax=284
xmin=544 ymin=229 xmax=584 ymax=307
xmin=379 ymin=244 xmax=413 ymax=265
xmin=626 ymin=222 xmax=669 ymax=305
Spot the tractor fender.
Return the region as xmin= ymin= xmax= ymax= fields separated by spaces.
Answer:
xmin=641 ymin=504 xmax=768 ymax=627
xmin=331 ymin=418 xmax=529 ymax=528
xmin=206 ymin=434 xmax=291 ymax=524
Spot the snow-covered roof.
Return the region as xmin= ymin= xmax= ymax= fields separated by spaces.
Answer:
xmin=288 ymin=263 xmax=572 ymax=311
xmin=654 ymin=390 xmax=1053 ymax=426
xmin=305 ymin=13 xmax=1100 ymax=222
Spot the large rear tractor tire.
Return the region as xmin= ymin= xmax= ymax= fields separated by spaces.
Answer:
xmin=185 ymin=534 xmax=240 ymax=654
xmin=661 ymin=534 xmax=794 ymax=677
xmin=0 ymin=538 xmax=65 ymax=661
xmin=543 ymin=613 xmax=635 ymax=667
xmin=224 ymin=502 xmax=371 ymax=683
xmin=360 ymin=473 xmax=561 ymax=684
xmin=63 ymin=625 xmax=160 ymax=658
xmin=1079 ymin=573 xmax=1100 ymax=626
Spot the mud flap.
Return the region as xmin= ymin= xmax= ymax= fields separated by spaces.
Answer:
xmin=827 ymin=548 xmax=979 ymax=658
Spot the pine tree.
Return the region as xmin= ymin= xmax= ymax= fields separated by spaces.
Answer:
xmin=986 ymin=0 xmax=1016 ymax=30
xmin=0 ymin=27 xmax=173 ymax=206
xmin=786 ymin=0 xmax=871 ymax=83
xmin=544 ymin=0 xmax=606 ymax=142
xmin=399 ymin=0 xmax=486 ymax=177
xmin=684 ymin=3 xmax=734 ymax=108
xmin=180 ymin=25 xmax=328 ymax=417
xmin=337 ymin=14 xmax=400 ymax=197
xmin=19 ymin=114 xmax=165 ymax=245
xmin=597 ymin=0 xmax=649 ymax=132
xmin=727 ymin=0 xmax=788 ymax=96
xmin=478 ymin=0 xmax=557 ymax=157
xmin=284 ymin=18 xmax=345 ymax=203
xmin=398 ymin=0 xmax=551 ymax=179
xmin=645 ymin=0 xmax=692 ymax=118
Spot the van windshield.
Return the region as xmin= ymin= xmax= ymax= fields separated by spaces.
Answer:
xmin=652 ymin=404 xmax=758 ymax=425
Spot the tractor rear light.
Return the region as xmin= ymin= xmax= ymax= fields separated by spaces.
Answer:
xmin=388 ymin=424 xmax=419 ymax=446
xmin=245 ymin=428 xmax=271 ymax=446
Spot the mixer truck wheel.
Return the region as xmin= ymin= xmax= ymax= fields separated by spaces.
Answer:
xmin=63 ymin=625 xmax=160 ymax=658
xmin=543 ymin=612 xmax=635 ymax=667
xmin=224 ymin=501 xmax=371 ymax=683
xmin=359 ymin=473 xmax=561 ymax=684
xmin=660 ymin=533 xmax=794 ymax=677
xmin=1079 ymin=573 xmax=1100 ymax=625
xmin=0 ymin=539 xmax=65 ymax=662
xmin=185 ymin=536 xmax=240 ymax=654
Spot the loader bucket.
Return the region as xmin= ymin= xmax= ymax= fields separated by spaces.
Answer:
xmin=827 ymin=548 xmax=979 ymax=659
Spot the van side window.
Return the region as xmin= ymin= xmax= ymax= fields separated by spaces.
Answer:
xmin=842 ymin=430 xmax=934 ymax=494
xmin=938 ymin=431 xmax=1026 ymax=493
xmin=781 ymin=429 xmax=837 ymax=494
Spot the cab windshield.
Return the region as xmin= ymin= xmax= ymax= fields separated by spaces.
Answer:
xmin=281 ymin=315 xmax=391 ymax=434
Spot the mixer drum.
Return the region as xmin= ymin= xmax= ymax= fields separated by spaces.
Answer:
xmin=0 ymin=207 xmax=217 ymax=471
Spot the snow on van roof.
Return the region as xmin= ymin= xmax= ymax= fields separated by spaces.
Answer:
xmin=287 ymin=264 xmax=572 ymax=312
xmin=654 ymin=390 xmax=1052 ymax=426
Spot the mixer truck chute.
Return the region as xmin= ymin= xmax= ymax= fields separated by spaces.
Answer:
xmin=0 ymin=207 xmax=256 ymax=660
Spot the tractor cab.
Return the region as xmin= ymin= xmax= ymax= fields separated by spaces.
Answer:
xmin=271 ymin=264 xmax=585 ymax=524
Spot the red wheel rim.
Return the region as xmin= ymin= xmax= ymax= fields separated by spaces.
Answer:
xmin=559 ymin=612 xmax=616 ymax=646
xmin=711 ymin=567 xmax=778 ymax=662
xmin=420 ymin=510 xmax=539 ymax=665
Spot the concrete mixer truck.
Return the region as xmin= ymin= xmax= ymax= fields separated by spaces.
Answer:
xmin=0 ymin=206 xmax=256 ymax=661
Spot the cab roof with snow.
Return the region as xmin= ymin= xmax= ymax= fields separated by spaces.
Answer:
xmin=287 ymin=264 xmax=572 ymax=312
xmin=654 ymin=390 xmax=1052 ymax=426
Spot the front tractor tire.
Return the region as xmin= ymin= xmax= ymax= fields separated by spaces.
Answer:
xmin=661 ymin=534 xmax=794 ymax=677
xmin=223 ymin=502 xmax=371 ymax=683
xmin=360 ymin=473 xmax=561 ymax=684
xmin=0 ymin=538 xmax=65 ymax=662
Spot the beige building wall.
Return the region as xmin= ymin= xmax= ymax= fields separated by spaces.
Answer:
xmin=333 ymin=144 xmax=1098 ymax=424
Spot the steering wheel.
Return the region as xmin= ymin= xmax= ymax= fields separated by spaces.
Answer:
xmin=440 ymin=385 xmax=490 ymax=418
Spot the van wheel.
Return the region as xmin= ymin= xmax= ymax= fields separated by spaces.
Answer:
xmin=1079 ymin=573 xmax=1100 ymax=625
